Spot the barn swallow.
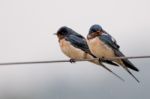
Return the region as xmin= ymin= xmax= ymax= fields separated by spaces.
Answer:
xmin=87 ymin=24 xmax=139 ymax=82
xmin=55 ymin=26 xmax=125 ymax=81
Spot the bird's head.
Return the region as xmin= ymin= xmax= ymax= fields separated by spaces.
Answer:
xmin=87 ymin=24 xmax=103 ymax=39
xmin=55 ymin=26 xmax=72 ymax=40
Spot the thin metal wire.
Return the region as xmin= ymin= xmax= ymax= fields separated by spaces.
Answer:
xmin=0 ymin=55 xmax=150 ymax=66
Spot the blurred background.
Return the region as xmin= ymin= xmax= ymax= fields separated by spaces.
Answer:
xmin=0 ymin=0 xmax=150 ymax=99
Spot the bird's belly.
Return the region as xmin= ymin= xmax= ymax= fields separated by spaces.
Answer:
xmin=59 ymin=39 xmax=85 ymax=59
xmin=87 ymin=37 xmax=115 ymax=58
xmin=59 ymin=39 xmax=103 ymax=65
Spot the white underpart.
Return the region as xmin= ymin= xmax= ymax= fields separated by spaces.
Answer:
xmin=59 ymin=39 xmax=90 ymax=59
xmin=87 ymin=37 xmax=115 ymax=58
xmin=59 ymin=39 xmax=110 ymax=65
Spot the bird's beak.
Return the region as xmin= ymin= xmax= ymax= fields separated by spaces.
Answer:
xmin=53 ymin=33 xmax=57 ymax=35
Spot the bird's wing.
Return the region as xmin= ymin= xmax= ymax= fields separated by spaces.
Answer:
xmin=99 ymin=33 xmax=119 ymax=50
xmin=99 ymin=33 xmax=139 ymax=71
xmin=66 ymin=34 xmax=92 ymax=54
xmin=66 ymin=34 xmax=125 ymax=81
xmin=66 ymin=34 xmax=119 ymax=66
xmin=99 ymin=33 xmax=139 ymax=82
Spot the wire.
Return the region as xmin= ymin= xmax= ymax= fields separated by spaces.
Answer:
xmin=0 ymin=55 xmax=150 ymax=66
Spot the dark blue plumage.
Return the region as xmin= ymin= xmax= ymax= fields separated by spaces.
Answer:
xmin=99 ymin=34 xmax=119 ymax=50
xmin=56 ymin=26 xmax=125 ymax=81
xmin=57 ymin=26 xmax=118 ymax=66
xmin=66 ymin=33 xmax=120 ymax=66
xmin=66 ymin=34 xmax=90 ymax=54
xmin=89 ymin=24 xmax=102 ymax=34
xmin=99 ymin=31 xmax=138 ymax=71
xmin=87 ymin=24 xmax=139 ymax=82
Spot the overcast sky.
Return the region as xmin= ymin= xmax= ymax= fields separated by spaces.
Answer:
xmin=0 ymin=0 xmax=150 ymax=99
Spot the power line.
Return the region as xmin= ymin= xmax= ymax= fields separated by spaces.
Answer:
xmin=0 ymin=55 xmax=150 ymax=66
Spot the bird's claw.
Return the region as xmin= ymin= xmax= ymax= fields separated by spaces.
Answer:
xmin=99 ymin=56 xmax=105 ymax=62
xmin=70 ymin=59 xmax=76 ymax=63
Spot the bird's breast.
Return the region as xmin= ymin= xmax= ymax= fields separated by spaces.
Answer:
xmin=87 ymin=37 xmax=115 ymax=58
xmin=59 ymin=39 xmax=86 ymax=59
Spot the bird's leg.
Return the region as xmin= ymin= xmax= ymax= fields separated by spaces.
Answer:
xmin=99 ymin=56 xmax=105 ymax=62
xmin=69 ymin=58 xmax=76 ymax=63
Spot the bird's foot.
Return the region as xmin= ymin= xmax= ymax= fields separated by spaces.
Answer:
xmin=99 ymin=56 xmax=105 ymax=62
xmin=69 ymin=58 xmax=76 ymax=63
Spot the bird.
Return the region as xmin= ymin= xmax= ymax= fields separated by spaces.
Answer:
xmin=55 ymin=26 xmax=125 ymax=81
xmin=87 ymin=24 xmax=139 ymax=82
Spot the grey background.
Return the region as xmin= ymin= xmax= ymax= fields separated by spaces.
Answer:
xmin=0 ymin=0 xmax=150 ymax=99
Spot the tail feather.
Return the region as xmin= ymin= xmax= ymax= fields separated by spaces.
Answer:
xmin=100 ymin=63 xmax=125 ymax=82
xmin=122 ymin=64 xmax=140 ymax=83
xmin=114 ymin=50 xmax=139 ymax=82
xmin=122 ymin=59 xmax=139 ymax=71
xmin=86 ymin=54 xmax=124 ymax=82
xmin=104 ymin=60 xmax=119 ymax=66
xmin=115 ymin=50 xmax=139 ymax=71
